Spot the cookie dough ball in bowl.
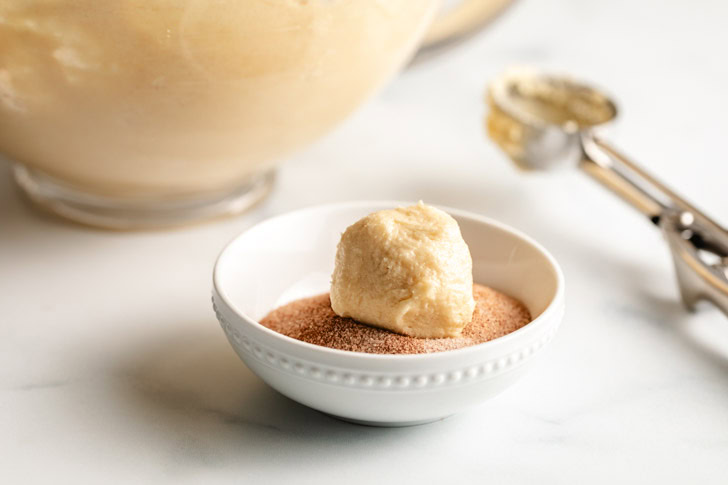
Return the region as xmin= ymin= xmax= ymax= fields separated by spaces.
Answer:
xmin=212 ymin=201 xmax=565 ymax=426
xmin=331 ymin=202 xmax=475 ymax=339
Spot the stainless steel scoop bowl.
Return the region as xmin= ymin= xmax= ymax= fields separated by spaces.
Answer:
xmin=486 ymin=68 xmax=728 ymax=316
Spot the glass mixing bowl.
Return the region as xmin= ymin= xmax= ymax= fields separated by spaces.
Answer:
xmin=0 ymin=0 xmax=512 ymax=228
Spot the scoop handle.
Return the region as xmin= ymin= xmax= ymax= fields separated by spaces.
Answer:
xmin=578 ymin=133 xmax=728 ymax=316
xmin=579 ymin=135 xmax=666 ymax=219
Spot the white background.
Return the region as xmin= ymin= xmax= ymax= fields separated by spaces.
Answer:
xmin=2 ymin=0 xmax=728 ymax=483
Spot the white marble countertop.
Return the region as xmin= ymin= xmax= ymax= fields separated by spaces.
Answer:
xmin=2 ymin=0 xmax=728 ymax=482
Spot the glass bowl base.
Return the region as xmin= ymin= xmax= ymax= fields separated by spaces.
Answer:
xmin=13 ymin=164 xmax=275 ymax=230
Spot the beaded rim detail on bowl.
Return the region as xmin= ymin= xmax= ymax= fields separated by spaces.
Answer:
xmin=213 ymin=296 xmax=561 ymax=392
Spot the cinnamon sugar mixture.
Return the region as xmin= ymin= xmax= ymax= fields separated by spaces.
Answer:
xmin=260 ymin=284 xmax=531 ymax=355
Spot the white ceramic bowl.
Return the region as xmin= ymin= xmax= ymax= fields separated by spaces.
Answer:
xmin=212 ymin=201 xmax=565 ymax=426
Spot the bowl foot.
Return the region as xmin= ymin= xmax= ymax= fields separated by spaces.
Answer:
xmin=325 ymin=413 xmax=453 ymax=428
xmin=13 ymin=164 xmax=275 ymax=230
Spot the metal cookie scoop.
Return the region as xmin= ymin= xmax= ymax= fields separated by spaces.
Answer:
xmin=486 ymin=68 xmax=728 ymax=316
